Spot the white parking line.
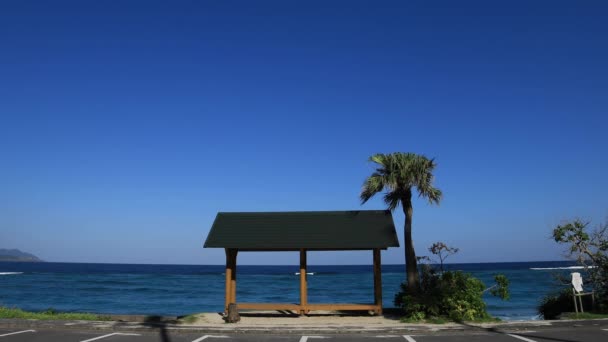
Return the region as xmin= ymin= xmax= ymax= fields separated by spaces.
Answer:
xmin=506 ymin=334 xmax=538 ymax=342
xmin=191 ymin=335 xmax=229 ymax=342
xmin=299 ymin=337 xmax=330 ymax=342
xmin=80 ymin=332 xmax=141 ymax=342
xmin=403 ymin=336 xmax=417 ymax=342
xmin=0 ymin=330 xmax=35 ymax=338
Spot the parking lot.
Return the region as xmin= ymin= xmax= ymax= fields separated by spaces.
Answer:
xmin=0 ymin=326 xmax=607 ymax=342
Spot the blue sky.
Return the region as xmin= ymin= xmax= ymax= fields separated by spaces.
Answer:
xmin=1 ymin=1 xmax=607 ymax=265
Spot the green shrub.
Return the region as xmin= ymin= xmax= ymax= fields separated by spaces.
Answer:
xmin=538 ymin=288 xmax=597 ymax=319
xmin=394 ymin=265 xmax=508 ymax=322
xmin=538 ymin=289 xmax=574 ymax=320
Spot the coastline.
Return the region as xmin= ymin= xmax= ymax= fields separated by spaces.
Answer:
xmin=0 ymin=260 xmax=577 ymax=320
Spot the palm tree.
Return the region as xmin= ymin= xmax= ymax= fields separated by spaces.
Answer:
xmin=360 ymin=152 xmax=442 ymax=292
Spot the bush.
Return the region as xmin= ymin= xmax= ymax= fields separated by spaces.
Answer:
xmin=544 ymin=218 xmax=608 ymax=317
xmin=394 ymin=265 xmax=508 ymax=322
xmin=538 ymin=288 xmax=598 ymax=319
xmin=538 ymin=289 xmax=574 ymax=320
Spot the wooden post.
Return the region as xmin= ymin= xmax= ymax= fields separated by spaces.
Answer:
xmin=224 ymin=249 xmax=232 ymax=312
xmin=373 ymin=248 xmax=383 ymax=315
xmin=300 ymin=248 xmax=308 ymax=315
xmin=231 ymin=249 xmax=238 ymax=306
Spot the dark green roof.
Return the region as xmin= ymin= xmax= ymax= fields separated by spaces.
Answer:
xmin=203 ymin=210 xmax=399 ymax=250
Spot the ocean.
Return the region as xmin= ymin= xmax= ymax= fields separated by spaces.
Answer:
xmin=0 ymin=261 xmax=581 ymax=321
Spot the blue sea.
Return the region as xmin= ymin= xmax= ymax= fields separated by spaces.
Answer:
xmin=0 ymin=261 xmax=580 ymax=321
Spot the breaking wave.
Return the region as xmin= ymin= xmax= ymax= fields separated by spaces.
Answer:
xmin=0 ymin=272 xmax=23 ymax=275
xmin=530 ymin=266 xmax=596 ymax=270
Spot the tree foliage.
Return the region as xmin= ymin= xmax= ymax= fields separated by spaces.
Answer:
xmin=551 ymin=218 xmax=608 ymax=312
xmin=429 ymin=242 xmax=459 ymax=273
xmin=394 ymin=266 xmax=509 ymax=322
xmin=395 ymin=242 xmax=509 ymax=322
xmin=360 ymin=153 xmax=442 ymax=208
xmin=360 ymin=152 xmax=442 ymax=292
xmin=485 ymin=274 xmax=510 ymax=300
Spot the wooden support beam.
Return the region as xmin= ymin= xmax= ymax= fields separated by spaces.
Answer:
xmin=223 ymin=248 xmax=239 ymax=313
xmin=300 ymin=249 xmax=308 ymax=315
xmin=237 ymin=303 xmax=380 ymax=312
xmin=237 ymin=303 xmax=302 ymax=311
xmin=224 ymin=249 xmax=232 ymax=312
xmin=373 ymin=248 xmax=382 ymax=315
xmin=306 ymin=303 xmax=381 ymax=311
xmin=231 ymin=249 xmax=238 ymax=305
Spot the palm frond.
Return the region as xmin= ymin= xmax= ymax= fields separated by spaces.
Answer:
xmin=360 ymin=173 xmax=385 ymax=204
xmin=383 ymin=191 xmax=402 ymax=211
xmin=419 ymin=186 xmax=443 ymax=205
xmin=361 ymin=152 xmax=442 ymax=207
xmin=369 ymin=154 xmax=388 ymax=166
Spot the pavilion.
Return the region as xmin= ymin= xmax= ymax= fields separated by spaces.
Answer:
xmin=203 ymin=210 xmax=399 ymax=315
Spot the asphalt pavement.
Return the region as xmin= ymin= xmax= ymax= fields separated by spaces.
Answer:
xmin=1 ymin=325 xmax=607 ymax=342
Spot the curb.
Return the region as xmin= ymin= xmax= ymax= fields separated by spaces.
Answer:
xmin=1 ymin=318 xmax=607 ymax=334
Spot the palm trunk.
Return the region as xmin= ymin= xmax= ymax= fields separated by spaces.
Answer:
xmin=402 ymin=191 xmax=420 ymax=292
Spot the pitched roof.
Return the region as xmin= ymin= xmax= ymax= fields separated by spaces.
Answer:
xmin=203 ymin=210 xmax=399 ymax=250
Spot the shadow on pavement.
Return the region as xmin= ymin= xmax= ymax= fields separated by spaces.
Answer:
xmin=144 ymin=315 xmax=175 ymax=342
xmin=235 ymin=307 xmax=403 ymax=321
xmin=457 ymin=321 xmax=582 ymax=342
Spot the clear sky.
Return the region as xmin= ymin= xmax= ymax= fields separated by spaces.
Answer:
xmin=1 ymin=1 xmax=607 ymax=265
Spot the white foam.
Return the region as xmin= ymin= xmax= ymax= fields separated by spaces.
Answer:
xmin=0 ymin=272 xmax=23 ymax=275
xmin=530 ymin=266 xmax=596 ymax=270
xmin=294 ymin=272 xmax=315 ymax=275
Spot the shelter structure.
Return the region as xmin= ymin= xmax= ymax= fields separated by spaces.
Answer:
xmin=203 ymin=210 xmax=399 ymax=315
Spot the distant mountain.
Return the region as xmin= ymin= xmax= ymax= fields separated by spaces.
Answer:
xmin=0 ymin=249 xmax=43 ymax=262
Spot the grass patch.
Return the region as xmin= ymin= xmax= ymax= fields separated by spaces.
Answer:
xmin=560 ymin=312 xmax=608 ymax=320
xmin=178 ymin=314 xmax=198 ymax=324
xmin=0 ymin=307 xmax=110 ymax=321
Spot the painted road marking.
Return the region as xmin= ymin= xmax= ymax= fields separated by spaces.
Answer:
xmin=80 ymin=332 xmax=141 ymax=342
xmin=375 ymin=336 xmax=400 ymax=338
xmin=299 ymin=336 xmax=330 ymax=342
xmin=0 ymin=330 xmax=35 ymax=338
xmin=403 ymin=336 xmax=417 ymax=342
xmin=506 ymin=334 xmax=538 ymax=342
xmin=191 ymin=335 xmax=229 ymax=342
